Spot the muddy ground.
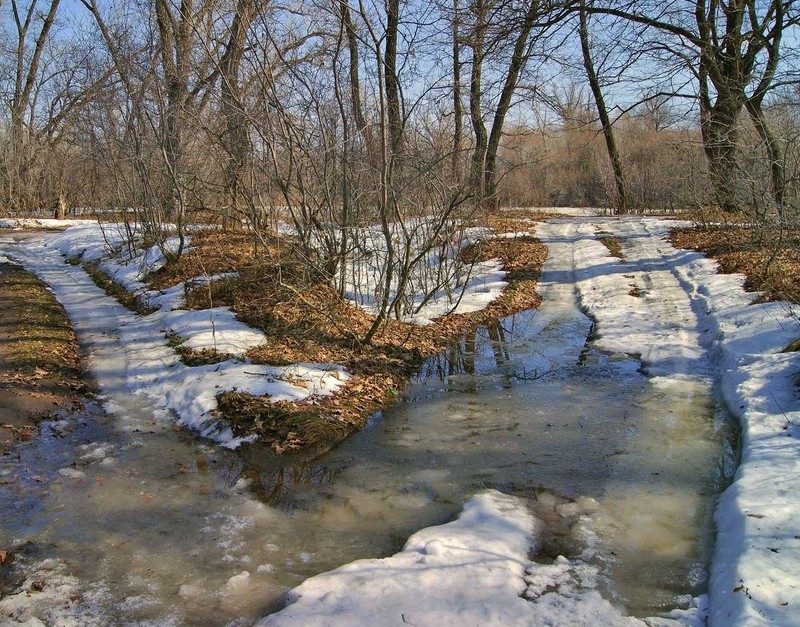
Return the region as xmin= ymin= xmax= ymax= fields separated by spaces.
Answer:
xmin=0 ymin=261 xmax=86 ymax=456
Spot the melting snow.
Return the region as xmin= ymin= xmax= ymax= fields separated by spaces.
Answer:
xmin=2 ymin=215 xmax=799 ymax=625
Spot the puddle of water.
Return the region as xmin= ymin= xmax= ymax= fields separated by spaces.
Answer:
xmin=0 ymin=233 xmax=736 ymax=624
xmin=238 ymin=311 xmax=736 ymax=618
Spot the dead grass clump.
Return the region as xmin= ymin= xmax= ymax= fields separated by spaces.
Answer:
xmin=670 ymin=225 xmax=800 ymax=304
xmin=177 ymin=347 xmax=232 ymax=366
xmin=146 ymin=218 xmax=548 ymax=453
xmin=783 ymin=337 xmax=800 ymax=353
xmin=148 ymin=230 xmax=273 ymax=289
xmin=218 ymin=371 xmax=395 ymax=453
xmin=83 ymin=263 xmax=157 ymax=315
xmin=597 ymin=233 xmax=624 ymax=260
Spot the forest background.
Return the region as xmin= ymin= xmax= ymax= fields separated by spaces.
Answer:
xmin=1 ymin=0 xmax=798 ymax=329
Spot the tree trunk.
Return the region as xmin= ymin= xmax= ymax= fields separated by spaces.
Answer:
xmin=468 ymin=0 xmax=488 ymax=194
xmin=384 ymin=0 xmax=402 ymax=153
xmin=451 ymin=0 xmax=463 ymax=182
xmin=700 ymin=79 xmax=741 ymax=213
xmin=220 ymin=0 xmax=254 ymax=229
xmin=340 ymin=0 xmax=367 ymax=136
xmin=55 ymin=190 xmax=68 ymax=219
xmin=155 ymin=0 xmax=192 ymax=229
xmin=578 ymin=2 xmax=627 ymax=214
xmin=745 ymin=99 xmax=785 ymax=209
xmin=483 ymin=0 xmax=540 ymax=209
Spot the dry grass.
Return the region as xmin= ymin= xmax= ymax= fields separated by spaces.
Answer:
xmin=83 ymin=262 xmax=157 ymax=315
xmin=0 ymin=264 xmax=86 ymax=453
xmin=142 ymin=219 xmax=548 ymax=453
xmin=670 ymin=224 xmax=800 ymax=304
xmin=596 ymin=233 xmax=624 ymax=260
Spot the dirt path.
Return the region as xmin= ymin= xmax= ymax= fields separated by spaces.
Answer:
xmin=0 ymin=258 xmax=86 ymax=455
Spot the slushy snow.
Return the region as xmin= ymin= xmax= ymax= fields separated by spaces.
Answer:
xmin=1 ymin=215 xmax=798 ymax=625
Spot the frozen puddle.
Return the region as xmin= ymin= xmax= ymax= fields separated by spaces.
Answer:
xmin=0 ymin=220 xmax=735 ymax=625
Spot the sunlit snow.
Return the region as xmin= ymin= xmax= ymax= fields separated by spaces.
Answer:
xmin=1 ymin=214 xmax=798 ymax=626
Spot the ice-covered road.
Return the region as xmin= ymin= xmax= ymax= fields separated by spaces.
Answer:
xmin=260 ymin=217 xmax=800 ymax=626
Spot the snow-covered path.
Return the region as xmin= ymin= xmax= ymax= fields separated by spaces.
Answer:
xmin=568 ymin=218 xmax=800 ymax=626
xmin=572 ymin=219 xmax=712 ymax=377
xmin=560 ymin=217 xmax=800 ymax=625
xmin=6 ymin=231 xmax=349 ymax=447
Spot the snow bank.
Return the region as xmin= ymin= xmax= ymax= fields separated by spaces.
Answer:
xmin=0 ymin=217 xmax=97 ymax=230
xmin=257 ymin=491 xmax=537 ymax=626
xmin=405 ymin=258 xmax=508 ymax=326
xmin=668 ymin=239 xmax=800 ymax=626
xmin=258 ymin=489 xmax=702 ymax=626
xmin=42 ymin=224 xmax=268 ymax=357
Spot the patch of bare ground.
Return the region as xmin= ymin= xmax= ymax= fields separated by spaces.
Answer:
xmin=146 ymin=216 xmax=548 ymax=453
xmin=596 ymin=233 xmax=624 ymax=260
xmin=0 ymin=262 xmax=87 ymax=455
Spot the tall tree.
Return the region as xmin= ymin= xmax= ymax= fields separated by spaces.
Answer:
xmin=742 ymin=0 xmax=788 ymax=209
xmin=385 ymin=0 xmax=403 ymax=153
xmin=219 ymin=0 xmax=255 ymax=227
xmin=154 ymin=0 xmax=193 ymax=228
xmin=451 ymin=0 xmax=464 ymax=181
xmin=464 ymin=0 xmax=562 ymax=207
xmin=339 ymin=0 xmax=367 ymax=136
xmin=4 ymin=0 xmax=60 ymax=213
xmin=578 ymin=0 xmax=627 ymax=213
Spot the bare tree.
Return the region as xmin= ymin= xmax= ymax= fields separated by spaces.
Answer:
xmin=462 ymin=0 xmax=566 ymax=208
xmin=581 ymin=0 xmax=800 ymax=212
xmin=577 ymin=0 xmax=627 ymax=213
xmin=3 ymin=0 xmax=60 ymax=214
xmin=1 ymin=0 xmax=114 ymax=215
xmin=219 ymin=0 xmax=255 ymax=227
